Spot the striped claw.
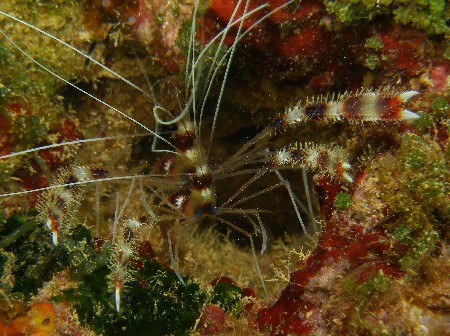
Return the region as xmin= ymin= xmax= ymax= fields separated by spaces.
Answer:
xmin=271 ymin=143 xmax=353 ymax=182
xmin=274 ymin=88 xmax=421 ymax=128
xmin=399 ymin=90 xmax=419 ymax=102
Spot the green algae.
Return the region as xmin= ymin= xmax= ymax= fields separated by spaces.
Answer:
xmin=334 ymin=269 xmax=396 ymax=335
xmin=398 ymin=227 xmax=440 ymax=270
xmin=365 ymin=36 xmax=384 ymax=51
xmin=55 ymin=259 xmax=206 ymax=336
xmin=210 ymin=281 xmax=245 ymax=314
xmin=393 ymin=0 xmax=448 ymax=35
xmin=0 ymin=212 xmax=254 ymax=335
xmin=333 ymin=191 xmax=352 ymax=209
xmin=377 ymin=133 xmax=448 ymax=271
xmin=341 ymin=270 xmax=392 ymax=306
xmin=324 ymin=0 xmax=390 ymax=23
xmin=0 ymin=212 xmax=205 ymax=335
xmin=324 ymin=0 xmax=449 ymax=36
xmin=363 ymin=36 xmax=384 ymax=69
xmin=364 ymin=54 xmax=381 ymax=70
xmin=0 ymin=0 xmax=91 ymax=195
xmin=62 ymin=224 xmax=112 ymax=281
xmin=444 ymin=40 xmax=450 ymax=59
xmin=0 ymin=212 xmax=61 ymax=301
xmin=415 ymin=112 xmax=434 ymax=131
xmin=431 ymin=97 xmax=449 ymax=119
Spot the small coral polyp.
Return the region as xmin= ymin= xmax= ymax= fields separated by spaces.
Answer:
xmin=0 ymin=0 xmax=448 ymax=335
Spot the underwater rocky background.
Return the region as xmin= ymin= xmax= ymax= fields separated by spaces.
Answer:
xmin=0 ymin=0 xmax=449 ymax=335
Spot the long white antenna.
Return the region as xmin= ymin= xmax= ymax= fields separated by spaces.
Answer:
xmin=0 ymin=133 xmax=149 ymax=160
xmin=0 ymin=10 xmax=155 ymax=102
xmin=0 ymin=29 xmax=177 ymax=152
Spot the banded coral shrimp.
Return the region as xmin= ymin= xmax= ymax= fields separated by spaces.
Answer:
xmin=0 ymin=0 xmax=423 ymax=332
xmin=0 ymin=0 xmax=316 ymax=300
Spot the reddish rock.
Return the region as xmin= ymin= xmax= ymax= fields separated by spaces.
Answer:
xmin=38 ymin=119 xmax=83 ymax=171
xmin=428 ymin=62 xmax=450 ymax=93
xmin=378 ymin=25 xmax=428 ymax=76
xmin=257 ymin=175 xmax=401 ymax=335
xmin=199 ymin=304 xmax=226 ymax=336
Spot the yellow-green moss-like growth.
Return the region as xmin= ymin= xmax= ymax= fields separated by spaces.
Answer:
xmin=340 ymin=270 xmax=392 ymax=307
xmin=430 ymin=97 xmax=449 ymax=119
xmin=0 ymin=0 xmax=89 ymax=126
xmin=324 ymin=0 xmax=449 ymax=37
xmin=0 ymin=0 xmax=92 ymax=191
xmin=334 ymin=191 xmax=352 ymax=209
xmin=364 ymin=36 xmax=383 ymax=69
xmin=377 ymin=133 xmax=448 ymax=271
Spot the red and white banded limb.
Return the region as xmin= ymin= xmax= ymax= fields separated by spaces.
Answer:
xmin=270 ymin=143 xmax=353 ymax=183
xmin=109 ymin=218 xmax=141 ymax=313
xmin=273 ymin=89 xmax=420 ymax=129
xmin=38 ymin=166 xmax=109 ymax=245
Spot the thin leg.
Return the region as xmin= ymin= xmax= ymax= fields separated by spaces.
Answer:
xmin=95 ymin=182 xmax=100 ymax=237
xmin=168 ymin=229 xmax=186 ymax=286
xmin=273 ymin=170 xmax=311 ymax=238
xmin=302 ymin=167 xmax=317 ymax=231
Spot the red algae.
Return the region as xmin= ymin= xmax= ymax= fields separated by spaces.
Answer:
xmin=202 ymin=0 xmax=329 ymax=60
xmin=267 ymin=0 xmax=323 ymax=22
xmin=199 ymin=304 xmax=226 ymax=335
xmin=258 ymin=211 xmax=395 ymax=335
xmin=428 ymin=62 xmax=450 ymax=93
xmin=0 ymin=114 xmax=13 ymax=157
xmin=275 ymin=25 xmax=328 ymax=59
xmin=258 ymin=126 xmax=448 ymax=334
xmin=37 ymin=119 xmax=84 ymax=171
xmin=198 ymin=0 xmax=448 ymax=99
xmin=11 ymin=118 xmax=83 ymax=206
xmin=378 ymin=24 xmax=428 ymax=76
xmin=210 ymin=0 xmax=263 ymax=30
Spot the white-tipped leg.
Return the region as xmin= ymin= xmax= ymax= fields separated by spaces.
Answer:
xmin=168 ymin=230 xmax=186 ymax=287
xmin=115 ymin=285 xmax=121 ymax=313
xmin=342 ymin=162 xmax=352 ymax=170
xmin=250 ymin=236 xmax=268 ymax=297
xmin=46 ymin=218 xmax=59 ymax=245
xmin=51 ymin=231 xmax=58 ymax=246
